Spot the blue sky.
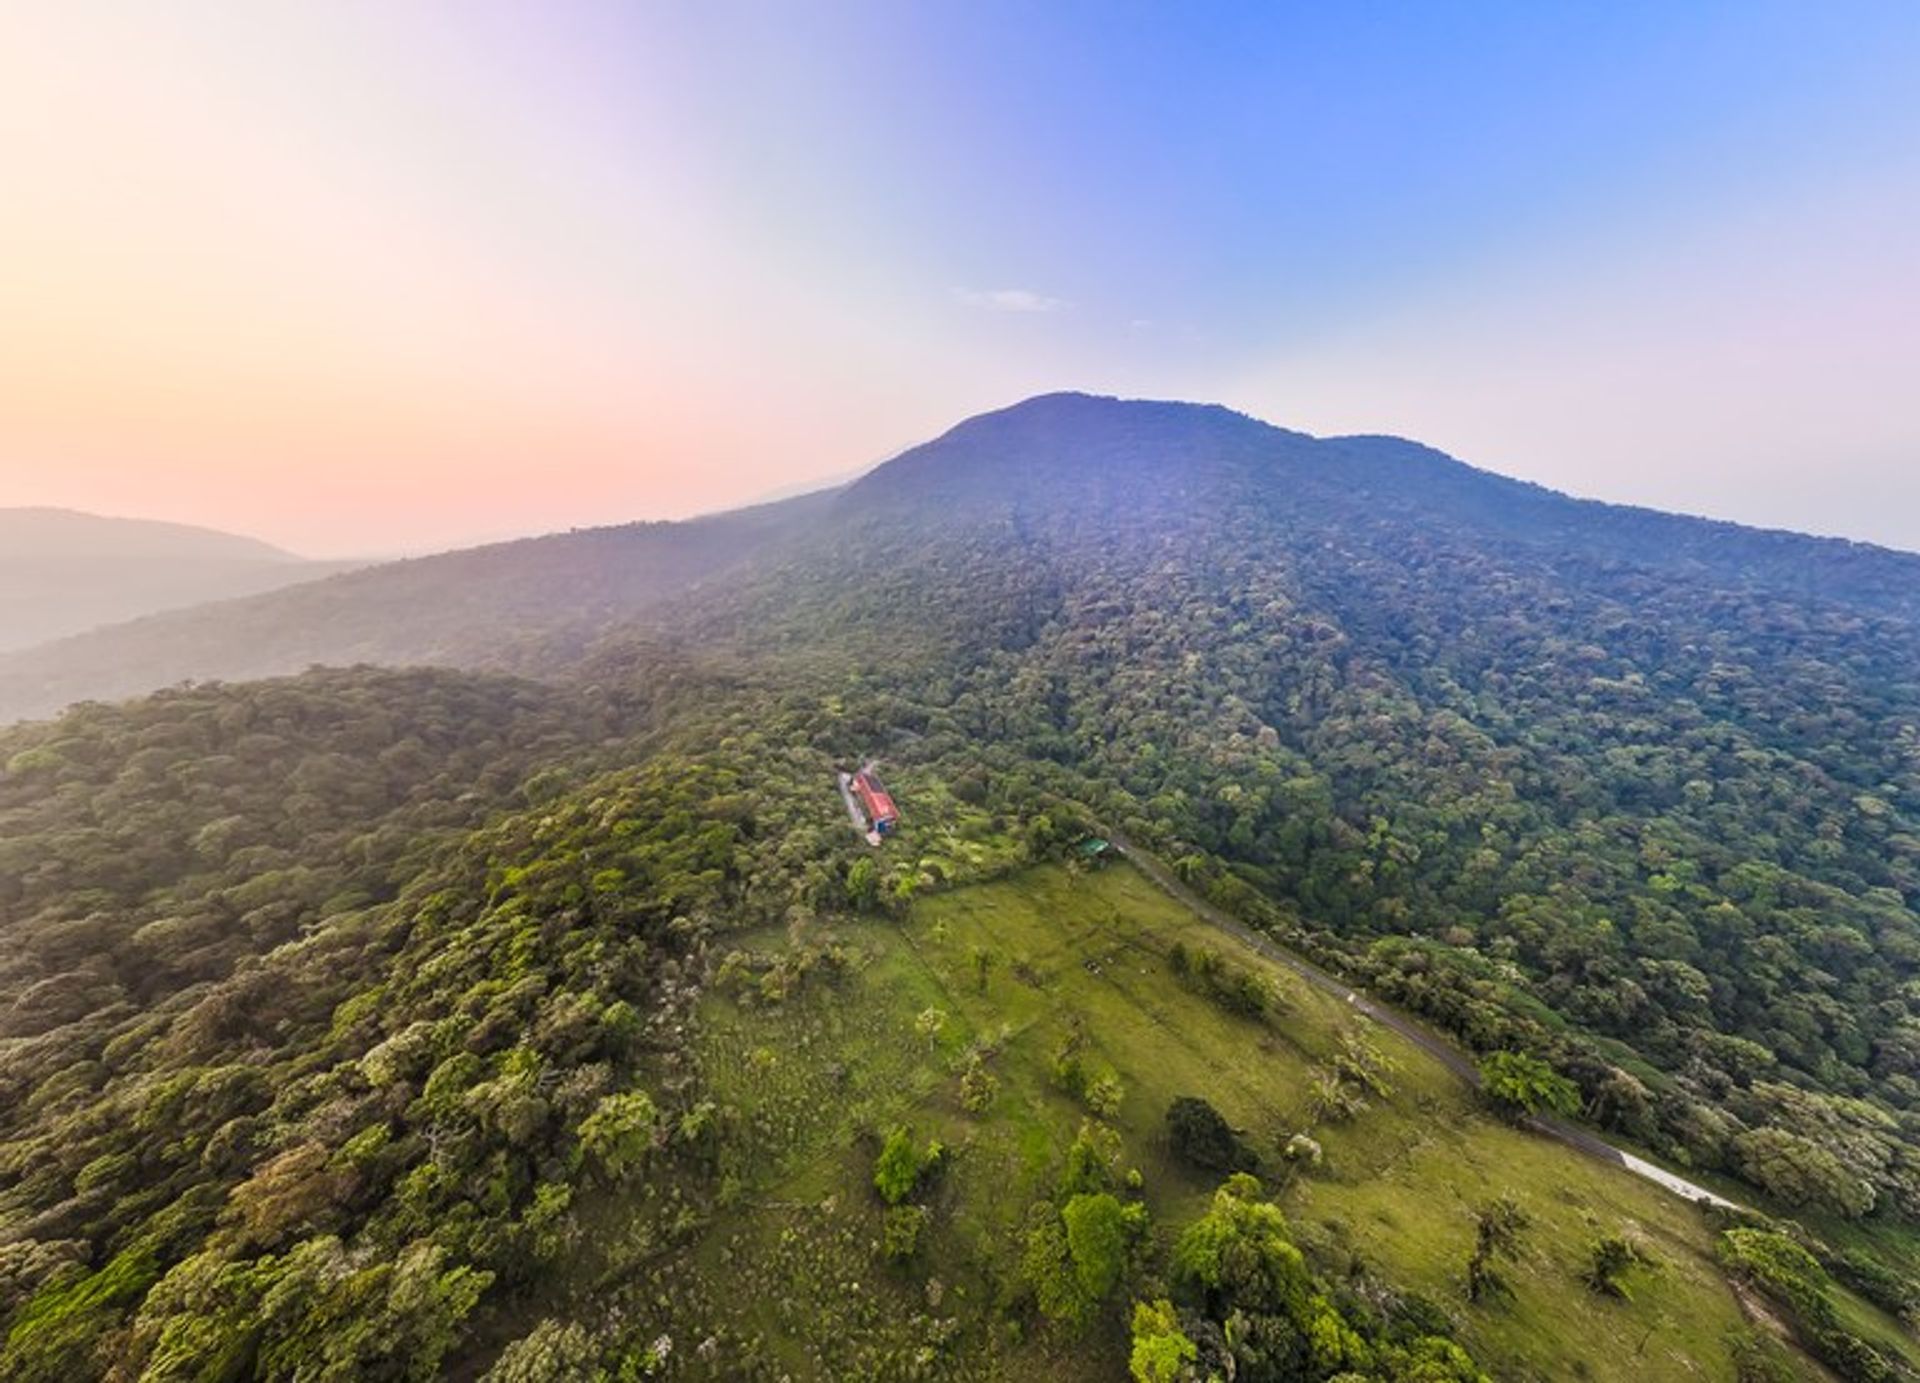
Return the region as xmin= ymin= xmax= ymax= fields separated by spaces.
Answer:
xmin=4 ymin=2 xmax=1917 ymax=552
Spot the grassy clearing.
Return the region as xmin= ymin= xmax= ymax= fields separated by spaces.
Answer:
xmin=658 ymin=862 xmax=1808 ymax=1379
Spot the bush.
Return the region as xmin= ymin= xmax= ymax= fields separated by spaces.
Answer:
xmin=1128 ymin=1299 xmax=1197 ymax=1383
xmin=1166 ymin=1096 xmax=1251 ymax=1173
xmin=882 ymin=1205 xmax=929 ymax=1263
xmin=873 ymin=1126 xmax=943 ymax=1205
xmin=958 ymin=1053 xmax=999 ymax=1114
xmin=1478 ymin=1051 xmax=1579 ymax=1121
xmin=1583 ymin=1234 xmax=1645 ymax=1299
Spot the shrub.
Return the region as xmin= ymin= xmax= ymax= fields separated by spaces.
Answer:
xmin=1166 ymin=1096 xmax=1251 ymax=1173
xmin=1478 ymin=1051 xmax=1579 ymax=1121
xmin=958 ymin=1053 xmax=999 ymax=1115
xmin=873 ymin=1126 xmax=943 ymax=1205
xmin=1128 ymin=1299 xmax=1197 ymax=1383
xmin=1583 ymin=1234 xmax=1646 ymax=1299
xmin=882 ymin=1205 xmax=929 ymax=1262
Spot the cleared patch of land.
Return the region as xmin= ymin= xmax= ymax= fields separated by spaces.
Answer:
xmin=621 ymin=861 xmax=1816 ymax=1379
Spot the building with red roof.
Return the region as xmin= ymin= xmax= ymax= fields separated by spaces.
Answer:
xmin=852 ymin=767 xmax=898 ymax=836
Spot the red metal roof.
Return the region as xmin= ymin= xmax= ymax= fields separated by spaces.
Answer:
xmin=853 ymin=770 xmax=897 ymax=822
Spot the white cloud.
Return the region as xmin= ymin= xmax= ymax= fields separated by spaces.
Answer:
xmin=952 ymin=286 xmax=1065 ymax=313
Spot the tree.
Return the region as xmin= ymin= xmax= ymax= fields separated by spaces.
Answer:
xmin=1085 ymin=1073 xmax=1126 ymax=1119
xmin=874 ymin=1127 xmax=921 ymax=1205
xmin=1478 ymin=1052 xmax=1579 ymax=1122
xmin=1731 ymin=1127 xmax=1876 ymax=1219
xmin=251 ymin=1237 xmax=493 ymax=1381
xmin=1333 ymin=1030 xmax=1398 ymax=1098
xmin=1022 ymin=1193 xmax=1146 ymax=1326
xmin=1308 ymin=1067 xmax=1370 ymax=1124
xmin=1465 ymin=1197 xmax=1530 ymax=1303
xmin=1583 ymin=1235 xmax=1644 ymax=1300
xmin=223 ymin=1142 xmax=342 ymax=1249
xmin=1021 ymin=1206 xmax=1087 ymax=1326
xmin=484 ymin=1318 xmax=603 ymax=1382
xmin=1171 ymin=1174 xmax=1314 ymax=1319
xmin=1062 ymin=1193 xmax=1145 ymax=1304
xmin=1128 ymin=1299 xmax=1197 ymax=1383
xmin=846 ymin=856 xmax=879 ymax=909
xmin=1163 ymin=1174 xmax=1483 ymax=1379
xmin=575 ymin=1091 xmax=658 ymax=1181
xmin=1060 ymin=1121 xmax=1122 ymax=1198
xmin=872 ymin=1126 xmax=941 ymax=1205
xmin=1718 ymin=1229 xmax=1899 ymax=1380
xmin=958 ymin=1053 xmax=999 ymax=1114
xmin=1589 ymin=1068 xmax=1654 ymax=1138
xmin=1166 ymin=1096 xmax=1250 ymax=1173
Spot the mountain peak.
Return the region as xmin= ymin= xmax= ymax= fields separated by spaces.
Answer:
xmin=844 ymin=392 xmax=1309 ymax=514
xmin=951 ymin=390 xmax=1281 ymax=436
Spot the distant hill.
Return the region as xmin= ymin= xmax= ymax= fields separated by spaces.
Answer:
xmin=0 ymin=507 xmax=297 ymax=561
xmin=0 ymin=489 xmax=838 ymax=722
xmin=0 ymin=507 xmax=355 ymax=654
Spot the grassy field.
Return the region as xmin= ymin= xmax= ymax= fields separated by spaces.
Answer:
xmin=652 ymin=861 xmax=1857 ymax=1379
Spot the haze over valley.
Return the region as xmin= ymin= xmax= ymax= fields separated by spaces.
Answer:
xmin=0 ymin=509 xmax=362 ymax=654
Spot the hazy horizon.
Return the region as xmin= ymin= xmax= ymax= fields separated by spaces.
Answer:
xmin=14 ymin=387 xmax=1920 ymax=565
xmin=4 ymin=4 xmax=1917 ymax=557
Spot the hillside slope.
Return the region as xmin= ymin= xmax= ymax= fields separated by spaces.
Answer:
xmin=0 ymin=490 xmax=837 ymax=723
xmin=614 ymin=863 xmax=1776 ymax=1379
xmin=0 ymin=508 xmax=353 ymax=653
xmin=637 ymin=392 xmax=1920 ymax=1241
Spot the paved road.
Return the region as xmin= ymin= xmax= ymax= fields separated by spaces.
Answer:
xmin=1103 ymin=828 xmax=1743 ymax=1213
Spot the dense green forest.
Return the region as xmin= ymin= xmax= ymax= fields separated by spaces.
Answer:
xmin=694 ymin=396 xmax=1920 ymax=1225
xmin=5 ymin=394 xmax=1920 ymax=1377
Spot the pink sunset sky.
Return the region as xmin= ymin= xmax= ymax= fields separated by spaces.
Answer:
xmin=3 ymin=3 xmax=1918 ymax=557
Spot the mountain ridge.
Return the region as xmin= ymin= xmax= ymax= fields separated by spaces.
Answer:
xmin=0 ymin=507 xmax=358 ymax=654
xmin=4 ymin=392 xmax=1919 ymax=725
xmin=0 ymin=506 xmax=303 ymax=562
xmin=0 ymin=487 xmax=838 ymax=722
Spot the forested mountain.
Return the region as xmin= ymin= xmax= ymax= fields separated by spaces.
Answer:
xmin=698 ymin=394 xmax=1920 ymax=1208
xmin=829 ymin=392 xmax=1920 ymax=619
xmin=5 ymin=394 xmax=1920 ymax=1380
xmin=0 ymin=509 xmax=354 ymax=655
xmin=0 ymin=491 xmax=837 ymax=724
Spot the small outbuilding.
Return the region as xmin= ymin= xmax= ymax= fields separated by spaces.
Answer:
xmin=851 ymin=765 xmax=898 ymax=837
xmin=1075 ymin=836 xmax=1113 ymax=864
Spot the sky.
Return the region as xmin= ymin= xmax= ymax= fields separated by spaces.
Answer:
xmin=2 ymin=2 xmax=1917 ymax=557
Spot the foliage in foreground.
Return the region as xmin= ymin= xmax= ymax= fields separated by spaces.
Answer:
xmin=1136 ymin=1173 xmax=1488 ymax=1382
xmin=0 ymin=674 xmax=859 ymax=1378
